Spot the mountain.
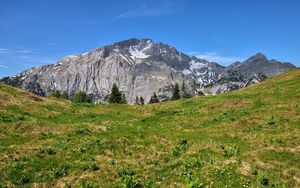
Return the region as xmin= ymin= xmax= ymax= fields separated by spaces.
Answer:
xmin=0 ymin=38 xmax=296 ymax=103
xmin=204 ymin=53 xmax=295 ymax=94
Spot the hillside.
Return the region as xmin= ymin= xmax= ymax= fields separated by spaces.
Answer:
xmin=0 ymin=68 xmax=300 ymax=187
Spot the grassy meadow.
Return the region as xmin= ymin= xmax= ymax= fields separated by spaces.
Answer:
xmin=0 ymin=68 xmax=300 ymax=187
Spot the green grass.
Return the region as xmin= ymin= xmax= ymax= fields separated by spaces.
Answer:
xmin=0 ymin=68 xmax=300 ymax=187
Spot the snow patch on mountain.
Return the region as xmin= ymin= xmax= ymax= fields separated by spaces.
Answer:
xmin=129 ymin=49 xmax=149 ymax=59
xmin=182 ymin=69 xmax=192 ymax=75
xmin=189 ymin=60 xmax=207 ymax=70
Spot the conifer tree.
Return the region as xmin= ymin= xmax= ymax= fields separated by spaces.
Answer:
xmin=135 ymin=96 xmax=140 ymax=105
xmin=149 ymin=92 xmax=159 ymax=104
xmin=181 ymin=81 xmax=191 ymax=98
xmin=108 ymin=83 xmax=122 ymax=104
xmin=139 ymin=97 xmax=144 ymax=105
xmin=121 ymin=92 xmax=127 ymax=104
xmin=171 ymin=83 xmax=181 ymax=100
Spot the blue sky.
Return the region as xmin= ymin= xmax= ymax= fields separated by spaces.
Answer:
xmin=1 ymin=0 xmax=299 ymax=78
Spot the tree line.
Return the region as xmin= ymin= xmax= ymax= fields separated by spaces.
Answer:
xmin=51 ymin=81 xmax=202 ymax=104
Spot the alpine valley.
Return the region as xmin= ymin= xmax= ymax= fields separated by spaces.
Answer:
xmin=0 ymin=38 xmax=295 ymax=103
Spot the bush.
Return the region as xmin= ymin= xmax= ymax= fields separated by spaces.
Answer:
xmin=71 ymin=91 xmax=92 ymax=103
xmin=51 ymin=90 xmax=69 ymax=100
xmin=51 ymin=90 xmax=61 ymax=98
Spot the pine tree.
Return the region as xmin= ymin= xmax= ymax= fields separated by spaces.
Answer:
xmin=149 ymin=96 xmax=153 ymax=104
xmin=149 ymin=92 xmax=159 ymax=104
xmin=192 ymin=79 xmax=197 ymax=94
xmin=108 ymin=83 xmax=122 ymax=104
xmin=71 ymin=91 xmax=92 ymax=103
xmin=197 ymin=90 xmax=205 ymax=96
xmin=135 ymin=96 xmax=140 ymax=105
xmin=171 ymin=83 xmax=181 ymax=100
xmin=181 ymin=81 xmax=191 ymax=98
xmin=139 ymin=97 xmax=144 ymax=105
xmin=121 ymin=92 xmax=127 ymax=104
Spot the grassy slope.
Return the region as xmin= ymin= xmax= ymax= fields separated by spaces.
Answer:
xmin=0 ymin=68 xmax=299 ymax=187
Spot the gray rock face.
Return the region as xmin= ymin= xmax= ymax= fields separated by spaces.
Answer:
xmin=0 ymin=39 xmax=296 ymax=103
xmin=204 ymin=53 xmax=295 ymax=94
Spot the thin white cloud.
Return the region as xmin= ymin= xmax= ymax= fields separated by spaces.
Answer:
xmin=190 ymin=51 xmax=243 ymax=65
xmin=15 ymin=50 xmax=33 ymax=53
xmin=0 ymin=48 xmax=9 ymax=53
xmin=0 ymin=65 xmax=8 ymax=68
xmin=114 ymin=1 xmax=182 ymax=19
xmin=0 ymin=49 xmax=35 ymax=54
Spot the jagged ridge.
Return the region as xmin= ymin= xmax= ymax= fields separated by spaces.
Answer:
xmin=0 ymin=38 xmax=296 ymax=103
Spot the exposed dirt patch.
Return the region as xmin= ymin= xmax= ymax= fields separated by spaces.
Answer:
xmin=238 ymin=161 xmax=251 ymax=176
xmin=265 ymin=145 xmax=300 ymax=154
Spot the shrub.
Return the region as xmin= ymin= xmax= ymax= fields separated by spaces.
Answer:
xmin=71 ymin=91 xmax=92 ymax=103
xmin=51 ymin=90 xmax=61 ymax=98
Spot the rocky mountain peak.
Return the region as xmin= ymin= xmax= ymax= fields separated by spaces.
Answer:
xmin=0 ymin=38 xmax=296 ymax=104
xmin=247 ymin=52 xmax=268 ymax=62
xmin=113 ymin=38 xmax=153 ymax=48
